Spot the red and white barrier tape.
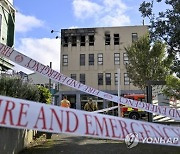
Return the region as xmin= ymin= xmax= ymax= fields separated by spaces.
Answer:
xmin=0 ymin=95 xmax=179 ymax=146
xmin=0 ymin=43 xmax=179 ymax=120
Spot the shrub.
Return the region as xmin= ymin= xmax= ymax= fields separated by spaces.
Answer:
xmin=0 ymin=76 xmax=40 ymax=101
xmin=37 ymin=85 xmax=52 ymax=104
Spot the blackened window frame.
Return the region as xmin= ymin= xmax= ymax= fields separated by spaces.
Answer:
xmin=72 ymin=36 xmax=77 ymax=46
xmin=63 ymin=36 xmax=68 ymax=47
xmin=80 ymin=35 xmax=85 ymax=46
xmin=89 ymin=35 xmax=94 ymax=46
xmin=105 ymin=33 xmax=110 ymax=45
xmin=114 ymin=34 xmax=119 ymax=45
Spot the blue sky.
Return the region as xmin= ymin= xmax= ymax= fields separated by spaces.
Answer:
xmin=12 ymin=0 xmax=166 ymax=73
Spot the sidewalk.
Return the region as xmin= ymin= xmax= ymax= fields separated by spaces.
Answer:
xmin=19 ymin=134 xmax=180 ymax=154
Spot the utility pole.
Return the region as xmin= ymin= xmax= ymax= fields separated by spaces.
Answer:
xmin=49 ymin=62 xmax=52 ymax=90
xmin=117 ymin=68 xmax=121 ymax=117
xmin=51 ymin=30 xmax=61 ymax=105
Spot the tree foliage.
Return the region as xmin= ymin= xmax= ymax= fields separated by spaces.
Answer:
xmin=163 ymin=75 xmax=180 ymax=100
xmin=37 ymin=85 xmax=52 ymax=104
xmin=139 ymin=0 xmax=180 ymax=77
xmin=0 ymin=76 xmax=40 ymax=101
xmin=0 ymin=76 xmax=52 ymax=104
xmin=125 ymin=34 xmax=170 ymax=90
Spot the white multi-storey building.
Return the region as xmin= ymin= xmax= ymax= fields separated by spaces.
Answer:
xmin=0 ymin=0 xmax=15 ymax=72
xmin=59 ymin=26 xmax=148 ymax=110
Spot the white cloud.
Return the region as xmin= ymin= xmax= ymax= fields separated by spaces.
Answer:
xmin=73 ymin=0 xmax=102 ymax=19
xmin=72 ymin=0 xmax=130 ymax=26
xmin=14 ymin=38 xmax=60 ymax=74
xmin=15 ymin=12 xmax=44 ymax=33
xmin=99 ymin=14 xmax=130 ymax=26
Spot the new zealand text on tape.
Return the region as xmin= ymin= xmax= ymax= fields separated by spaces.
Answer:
xmin=0 ymin=43 xmax=179 ymax=120
xmin=0 ymin=95 xmax=179 ymax=146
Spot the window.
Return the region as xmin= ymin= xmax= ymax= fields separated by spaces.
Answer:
xmin=105 ymin=73 xmax=111 ymax=85
xmin=62 ymin=55 xmax=68 ymax=66
xmin=80 ymin=74 xmax=85 ymax=84
xmin=80 ymin=36 xmax=85 ymax=46
xmin=115 ymin=73 xmax=120 ymax=85
xmin=80 ymin=54 xmax=85 ymax=66
xmin=114 ymin=53 xmax=120 ymax=65
xmin=97 ymin=53 xmax=103 ymax=65
xmin=105 ymin=34 xmax=110 ymax=45
xmin=124 ymin=73 xmax=130 ymax=85
xmin=89 ymin=54 xmax=94 ymax=65
xmin=62 ymin=36 xmax=68 ymax=47
xmin=89 ymin=35 xmax=94 ymax=46
xmin=72 ymin=36 xmax=77 ymax=46
xmin=71 ymin=74 xmax=76 ymax=80
xmin=132 ymin=33 xmax=138 ymax=42
xmin=6 ymin=14 xmax=14 ymax=47
xmin=98 ymin=73 xmax=103 ymax=85
xmin=123 ymin=53 xmax=129 ymax=64
xmin=114 ymin=34 xmax=119 ymax=45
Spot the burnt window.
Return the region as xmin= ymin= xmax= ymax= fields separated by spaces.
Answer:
xmin=72 ymin=36 xmax=77 ymax=46
xmin=80 ymin=74 xmax=85 ymax=84
xmin=132 ymin=33 xmax=138 ymax=42
xmin=62 ymin=54 xmax=68 ymax=66
xmin=71 ymin=74 xmax=76 ymax=80
xmin=105 ymin=73 xmax=111 ymax=85
xmin=89 ymin=35 xmax=94 ymax=46
xmin=105 ymin=34 xmax=110 ymax=45
xmin=97 ymin=53 xmax=103 ymax=65
xmin=98 ymin=73 xmax=103 ymax=85
xmin=80 ymin=36 xmax=85 ymax=46
xmin=80 ymin=54 xmax=85 ymax=66
xmin=114 ymin=53 xmax=120 ymax=65
xmin=63 ymin=36 xmax=68 ymax=47
xmin=89 ymin=54 xmax=94 ymax=65
xmin=114 ymin=34 xmax=119 ymax=45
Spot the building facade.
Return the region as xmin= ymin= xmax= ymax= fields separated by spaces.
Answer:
xmin=0 ymin=0 xmax=15 ymax=72
xmin=59 ymin=26 xmax=148 ymax=111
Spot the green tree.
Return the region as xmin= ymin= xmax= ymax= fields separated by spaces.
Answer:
xmin=0 ymin=76 xmax=40 ymax=101
xmin=163 ymin=75 xmax=180 ymax=100
xmin=139 ymin=0 xmax=180 ymax=77
xmin=37 ymin=85 xmax=52 ymax=104
xmin=125 ymin=34 xmax=170 ymax=90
